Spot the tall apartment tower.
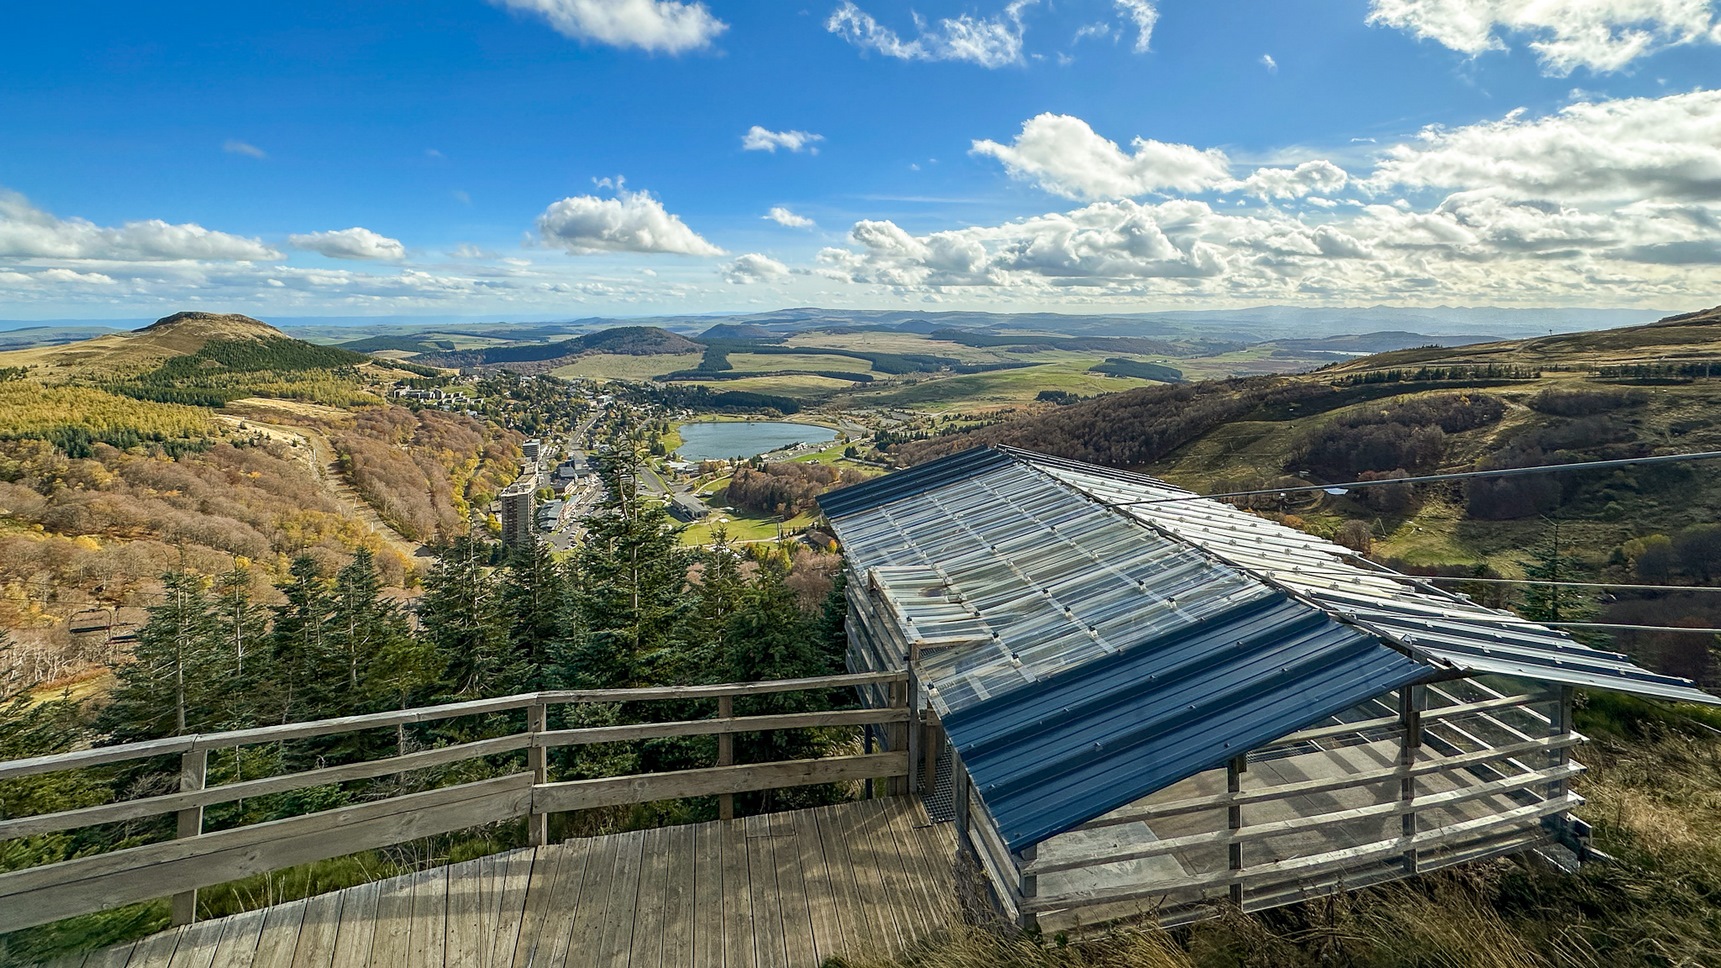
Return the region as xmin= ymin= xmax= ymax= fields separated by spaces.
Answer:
xmin=500 ymin=478 xmax=536 ymax=547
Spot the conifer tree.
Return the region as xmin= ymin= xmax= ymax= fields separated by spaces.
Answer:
xmin=500 ymin=539 xmax=565 ymax=692
xmin=562 ymin=443 xmax=692 ymax=688
xmin=210 ymin=567 xmax=270 ymax=728
xmin=418 ymin=536 xmax=510 ymax=699
xmin=100 ymin=571 xmax=219 ymax=740
xmin=268 ymin=555 xmax=336 ymax=722
xmin=1519 ymin=522 xmax=1595 ymax=626
xmin=327 ymin=548 xmax=410 ymax=711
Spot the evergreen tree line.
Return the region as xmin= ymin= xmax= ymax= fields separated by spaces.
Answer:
xmin=0 ymin=444 xmax=851 ymax=886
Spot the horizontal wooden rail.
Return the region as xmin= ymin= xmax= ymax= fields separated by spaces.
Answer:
xmin=0 ymin=734 xmax=532 ymax=841
xmin=1025 ymin=792 xmax=1583 ymax=914
xmin=535 ymin=707 xmax=908 ymax=747
xmin=532 ymin=751 xmax=908 ymax=813
xmin=537 ymin=671 xmax=905 ymax=704
xmin=0 ymin=671 xmax=908 ymax=782
xmin=0 ymin=774 xmax=534 ymax=934
xmin=1072 ymin=733 xmax=1584 ymax=832
xmin=0 ymin=671 xmax=911 ymax=934
xmin=1029 ymin=762 xmax=1583 ymax=876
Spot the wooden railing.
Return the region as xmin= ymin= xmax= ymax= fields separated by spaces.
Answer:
xmin=0 ymin=671 xmax=911 ymax=934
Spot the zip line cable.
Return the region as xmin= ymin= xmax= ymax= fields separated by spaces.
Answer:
xmin=1109 ymin=449 xmax=1721 ymax=507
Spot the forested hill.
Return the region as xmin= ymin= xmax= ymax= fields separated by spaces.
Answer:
xmin=892 ymin=305 xmax=1721 ymax=689
xmin=415 ymin=326 xmax=701 ymax=371
xmin=0 ymin=310 xmax=530 ymax=690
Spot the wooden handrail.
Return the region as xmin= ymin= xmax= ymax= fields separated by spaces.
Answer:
xmin=0 ymin=671 xmax=913 ymax=934
xmin=0 ymin=671 xmax=908 ymax=781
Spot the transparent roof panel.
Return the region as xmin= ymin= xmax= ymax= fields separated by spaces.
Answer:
xmin=832 ymin=460 xmax=1272 ymax=715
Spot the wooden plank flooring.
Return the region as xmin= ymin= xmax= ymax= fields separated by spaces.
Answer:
xmin=85 ymin=797 xmax=956 ymax=968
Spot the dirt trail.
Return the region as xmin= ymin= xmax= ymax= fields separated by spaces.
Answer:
xmin=219 ymin=415 xmax=430 ymax=565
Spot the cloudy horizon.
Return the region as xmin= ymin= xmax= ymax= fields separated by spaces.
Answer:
xmin=3 ymin=1 xmax=1719 ymax=320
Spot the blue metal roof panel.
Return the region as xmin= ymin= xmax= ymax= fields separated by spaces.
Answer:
xmin=818 ymin=446 xmax=1013 ymax=519
xmin=944 ymin=593 xmax=1428 ymax=851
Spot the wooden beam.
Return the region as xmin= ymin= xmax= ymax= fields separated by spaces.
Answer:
xmin=717 ymin=695 xmax=734 ymax=822
xmin=527 ymin=702 xmax=548 ymax=847
xmin=534 ymin=707 xmax=907 ymax=748
xmin=1401 ymin=684 xmax=1423 ymax=874
xmin=170 ymin=747 xmax=207 ymax=927
xmin=537 ymin=671 xmax=905 ymax=705
xmin=1227 ymin=754 xmax=1245 ymax=906
xmin=0 ymin=733 xmax=533 ymax=840
xmin=1022 ymin=792 xmax=1584 ymax=913
xmin=0 ymin=774 xmax=534 ymax=933
xmin=1070 ymin=733 xmax=1584 ymax=833
xmin=0 ymin=671 xmax=906 ymax=783
xmin=530 ymin=752 xmax=908 ymax=815
xmin=1025 ymin=763 xmax=1584 ymax=876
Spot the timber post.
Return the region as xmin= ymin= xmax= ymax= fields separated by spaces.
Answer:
xmin=1227 ymin=754 xmax=1245 ymax=906
xmin=1016 ymin=843 xmax=1038 ymax=932
xmin=527 ymin=702 xmax=548 ymax=846
xmin=1400 ymin=684 xmax=1424 ymax=873
xmin=717 ymin=695 xmax=735 ymax=820
xmin=170 ymin=747 xmax=208 ymax=926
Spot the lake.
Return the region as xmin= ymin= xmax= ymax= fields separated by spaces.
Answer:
xmin=676 ymin=421 xmax=837 ymax=461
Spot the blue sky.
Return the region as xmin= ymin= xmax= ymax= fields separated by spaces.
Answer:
xmin=2 ymin=0 xmax=1720 ymax=319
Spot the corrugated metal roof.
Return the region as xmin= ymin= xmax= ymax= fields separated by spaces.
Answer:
xmin=946 ymin=593 xmax=1427 ymax=851
xmin=817 ymin=446 xmax=1015 ymax=519
xmin=1017 ymin=447 xmax=1721 ymax=707
xmin=829 ymin=449 xmax=1273 ymax=717
xmin=823 ymin=444 xmax=1719 ymax=851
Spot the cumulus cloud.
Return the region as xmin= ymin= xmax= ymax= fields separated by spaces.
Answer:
xmin=490 ymin=0 xmax=726 ymax=53
xmin=971 ymin=113 xmax=1232 ymax=199
xmin=1369 ymin=89 xmax=1721 ymax=202
xmin=288 ymin=227 xmax=407 ymax=261
xmin=1114 ymin=0 xmax=1158 ymax=52
xmin=223 ymin=140 xmax=267 ymax=159
xmin=1261 ymin=53 xmax=1278 ymax=72
xmin=0 ymin=190 xmax=280 ymax=262
xmin=723 ymin=253 xmax=791 ymax=284
xmin=1232 ymin=160 xmax=1350 ymax=199
xmin=537 ymin=187 xmax=724 ymax=256
xmin=766 ymin=206 xmax=816 ymax=228
xmin=1367 ymin=0 xmax=1721 ymax=74
xmin=826 ymin=0 xmax=1036 ymax=68
xmin=819 ymin=90 xmax=1721 ymax=306
xmin=742 ymin=126 xmax=825 ymax=153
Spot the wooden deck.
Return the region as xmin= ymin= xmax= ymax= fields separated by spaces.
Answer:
xmin=53 ymin=798 xmax=957 ymax=968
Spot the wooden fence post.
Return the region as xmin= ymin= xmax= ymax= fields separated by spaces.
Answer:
xmin=527 ymin=702 xmax=548 ymax=846
xmin=1549 ymin=685 xmax=1573 ymax=802
xmin=170 ymin=747 xmax=208 ymax=926
xmin=922 ymin=706 xmax=940 ymax=795
xmin=1017 ymin=844 xmax=1038 ymax=931
xmin=718 ymin=695 xmax=735 ymax=820
xmin=1401 ymin=685 xmax=1424 ymax=873
xmin=1227 ymin=754 xmax=1245 ymax=906
xmin=887 ymin=678 xmax=909 ymax=797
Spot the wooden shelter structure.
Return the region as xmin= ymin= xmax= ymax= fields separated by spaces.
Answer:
xmin=820 ymin=446 xmax=1720 ymax=933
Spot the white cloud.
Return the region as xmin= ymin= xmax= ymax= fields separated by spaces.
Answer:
xmin=1369 ymin=89 xmax=1721 ymax=202
xmin=490 ymin=0 xmax=726 ymax=53
xmin=1261 ymin=53 xmax=1278 ymax=72
xmin=288 ymin=227 xmax=408 ymax=261
xmin=1232 ymin=160 xmax=1350 ymax=199
xmin=0 ymin=190 xmax=280 ymax=262
xmin=723 ymin=253 xmax=791 ymax=284
xmin=742 ymin=126 xmax=825 ymax=154
xmin=1367 ymin=0 xmax=1721 ymax=74
xmin=766 ymin=206 xmax=816 ymax=228
xmin=971 ymin=113 xmax=1232 ymax=199
xmin=223 ymin=140 xmax=267 ymax=159
xmin=826 ymin=0 xmax=1037 ymax=68
xmin=1114 ymin=0 xmax=1158 ymax=52
xmin=537 ymin=187 xmax=724 ymax=256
